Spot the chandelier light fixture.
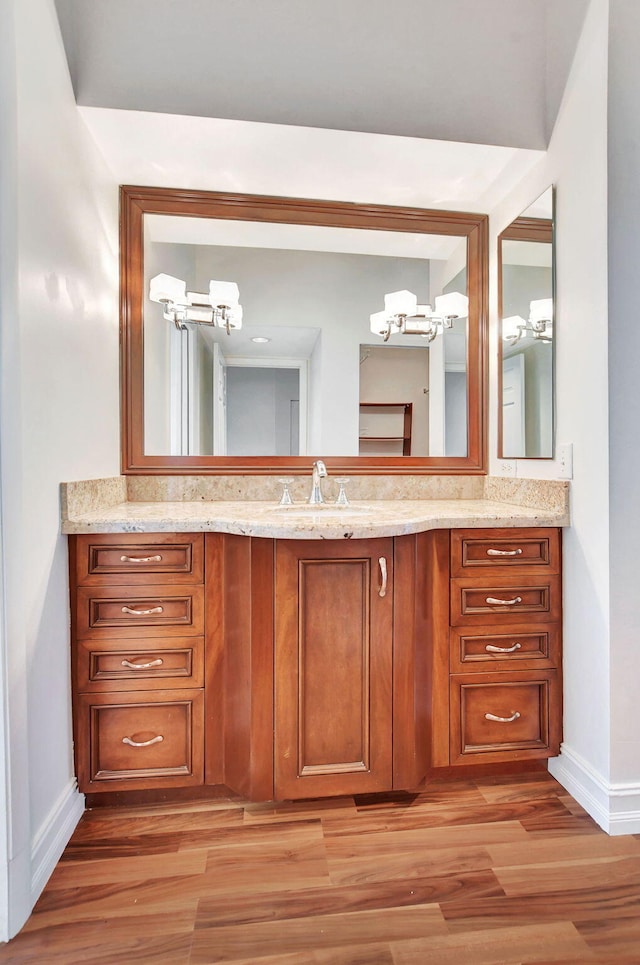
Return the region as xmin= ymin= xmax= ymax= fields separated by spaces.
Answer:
xmin=502 ymin=298 xmax=553 ymax=345
xmin=149 ymin=274 xmax=243 ymax=334
xmin=370 ymin=290 xmax=468 ymax=343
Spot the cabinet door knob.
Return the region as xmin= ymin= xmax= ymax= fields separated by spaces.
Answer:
xmin=121 ymin=605 xmax=164 ymax=616
xmin=485 ymin=596 xmax=522 ymax=606
xmin=485 ymin=642 xmax=522 ymax=653
xmin=122 ymin=735 xmax=164 ymax=748
xmin=121 ymin=658 xmax=164 ymax=670
xmin=484 ymin=711 xmax=521 ymax=723
xmin=486 ymin=548 xmax=523 ymax=557
xmin=378 ymin=557 xmax=388 ymax=598
xmin=120 ymin=555 xmax=163 ymax=563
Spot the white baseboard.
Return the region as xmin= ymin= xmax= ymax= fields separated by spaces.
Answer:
xmin=30 ymin=779 xmax=85 ymax=903
xmin=549 ymin=744 xmax=640 ymax=835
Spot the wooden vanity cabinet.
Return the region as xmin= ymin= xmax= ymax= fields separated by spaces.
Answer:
xmin=69 ymin=526 xmax=562 ymax=800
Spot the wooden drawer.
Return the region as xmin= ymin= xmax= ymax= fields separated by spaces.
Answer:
xmin=75 ymin=689 xmax=204 ymax=791
xmin=73 ymin=534 xmax=204 ymax=586
xmin=76 ymin=584 xmax=204 ymax=638
xmin=450 ymin=671 xmax=561 ymax=765
xmin=450 ymin=625 xmax=560 ymax=673
xmin=450 ymin=528 xmax=560 ymax=578
xmin=450 ymin=576 xmax=561 ymax=626
xmin=75 ymin=636 xmax=205 ymax=692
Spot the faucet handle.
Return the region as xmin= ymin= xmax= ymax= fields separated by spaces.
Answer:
xmin=277 ymin=478 xmax=294 ymax=506
xmin=335 ymin=477 xmax=350 ymax=506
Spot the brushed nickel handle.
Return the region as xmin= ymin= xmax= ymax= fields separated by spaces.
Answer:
xmin=121 ymin=658 xmax=164 ymax=670
xmin=486 ymin=548 xmax=523 ymax=557
xmin=485 ymin=596 xmax=522 ymax=606
xmin=121 ymin=605 xmax=164 ymax=616
xmin=485 ymin=711 xmax=521 ymax=723
xmin=120 ymin=554 xmax=163 ymax=563
xmin=378 ymin=557 xmax=388 ymax=598
xmin=485 ymin=642 xmax=522 ymax=654
xmin=122 ymin=735 xmax=164 ymax=747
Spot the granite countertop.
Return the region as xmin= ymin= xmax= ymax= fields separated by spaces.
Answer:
xmin=61 ymin=476 xmax=570 ymax=539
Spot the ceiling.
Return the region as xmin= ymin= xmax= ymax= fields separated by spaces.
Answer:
xmin=55 ymin=0 xmax=589 ymax=151
xmin=147 ymin=215 xmax=466 ymax=260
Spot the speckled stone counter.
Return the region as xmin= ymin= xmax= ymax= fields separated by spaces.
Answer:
xmin=61 ymin=475 xmax=569 ymax=539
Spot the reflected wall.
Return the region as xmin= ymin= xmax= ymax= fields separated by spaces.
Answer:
xmin=499 ymin=188 xmax=554 ymax=459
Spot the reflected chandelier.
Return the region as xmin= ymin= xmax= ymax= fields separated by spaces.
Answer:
xmin=502 ymin=298 xmax=553 ymax=345
xmin=149 ymin=273 xmax=243 ymax=334
xmin=370 ymin=290 xmax=468 ymax=343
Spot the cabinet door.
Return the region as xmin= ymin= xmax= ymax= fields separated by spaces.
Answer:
xmin=275 ymin=539 xmax=393 ymax=799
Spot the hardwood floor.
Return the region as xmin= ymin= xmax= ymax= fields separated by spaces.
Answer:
xmin=2 ymin=770 xmax=640 ymax=963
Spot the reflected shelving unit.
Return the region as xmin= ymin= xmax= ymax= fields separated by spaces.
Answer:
xmin=358 ymin=402 xmax=413 ymax=456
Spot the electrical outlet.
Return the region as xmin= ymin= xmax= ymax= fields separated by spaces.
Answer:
xmin=498 ymin=459 xmax=517 ymax=477
xmin=558 ymin=443 xmax=573 ymax=479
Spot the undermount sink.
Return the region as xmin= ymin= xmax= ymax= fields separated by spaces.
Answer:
xmin=272 ymin=504 xmax=375 ymax=518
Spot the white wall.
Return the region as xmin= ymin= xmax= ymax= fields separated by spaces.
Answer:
xmin=607 ymin=0 xmax=640 ymax=800
xmin=444 ymin=372 xmax=467 ymax=456
xmin=226 ymin=367 xmax=299 ymax=456
xmin=144 ymin=241 xmax=196 ymax=453
xmin=0 ymin=0 xmax=119 ymax=938
xmin=501 ymin=262 xmax=554 ymax=457
xmin=0 ymin=0 xmax=19 ymax=938
xmin=489 ymin=0 xmax=623 ymax=829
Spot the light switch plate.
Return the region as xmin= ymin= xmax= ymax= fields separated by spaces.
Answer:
xmin=558 ymin=443 xmax=573 ymax=479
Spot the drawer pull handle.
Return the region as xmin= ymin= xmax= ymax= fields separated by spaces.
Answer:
xmin=378 ymin=557 xmax=388 ymax=598
xmin=120 ymin=554 xmax=163 ymax=563
xmin=485 ymin=642 xmax=522 ymax=654
xmin=121 ymin=658 xmax=164 ymax=670
xmin=122 ymin=735 xmax=164 ymax=748
xmin=485 ymin=596 xmax=522 ymax=606
xmin=485 ymin=711 xmax=521 ymax=723
xmin=486 ymin=548 xmax=523 ymax=557
xmin=121 ymin=605 xmax=164 ymax=616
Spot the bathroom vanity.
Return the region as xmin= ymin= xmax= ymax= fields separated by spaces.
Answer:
xmin=63 ymin=185 xmax=566 ymax=803
xmin=64 ymin=484 xmax=566 ymax=802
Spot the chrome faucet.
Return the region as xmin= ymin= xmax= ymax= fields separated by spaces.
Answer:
xmin=308 ymin=460 xmax=327 ymax=505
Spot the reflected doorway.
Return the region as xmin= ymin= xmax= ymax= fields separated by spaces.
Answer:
xmin=225 ymin=363 xmax=304 ymax=457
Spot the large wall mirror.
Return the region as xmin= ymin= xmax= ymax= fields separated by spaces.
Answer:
xmin=498 ymin=187 xmax=555 ymax=459
xmin=121 ymin=187 xmax=487 ymax=474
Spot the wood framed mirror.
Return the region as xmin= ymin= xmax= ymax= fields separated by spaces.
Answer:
xmin=120 ymin=186 xmax=488 ymax=474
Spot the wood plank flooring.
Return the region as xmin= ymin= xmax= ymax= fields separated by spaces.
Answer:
xmin=2 ymin=771 xmax=640 ymax=963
